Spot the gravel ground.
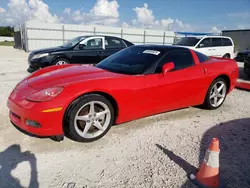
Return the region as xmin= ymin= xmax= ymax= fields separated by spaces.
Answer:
xmin=0 ymin=46 xmax=249 ymax=188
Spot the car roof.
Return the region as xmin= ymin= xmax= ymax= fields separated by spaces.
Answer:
xmin=79 ymin=35 xmax=124 ymax=39
xmin=131 ymin=44 xmax=189 ymax=52
xmin=184 ymin=35 xmax=232 ymax=40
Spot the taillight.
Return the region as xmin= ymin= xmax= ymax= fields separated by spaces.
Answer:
xmin=26 ymin=87 xmax=63 ymax=102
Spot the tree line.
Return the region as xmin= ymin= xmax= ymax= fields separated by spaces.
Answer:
xmin=0 ymin=26 xmax=14 ymax=37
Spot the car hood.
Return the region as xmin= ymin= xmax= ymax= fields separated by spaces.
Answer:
xmin=30 ymin=46 xmax=71 ymax=54
xmin=27 ymin=65 xmax=126 ymax=90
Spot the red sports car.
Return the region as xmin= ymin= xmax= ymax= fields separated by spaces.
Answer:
xmin=7 ymin=45 xmax=238 ymax=142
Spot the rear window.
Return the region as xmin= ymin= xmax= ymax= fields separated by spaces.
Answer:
xmin=105 ymin=37 xmax=126 ymax=48
xmin=174 ymin=37 xmax=200 ymax=46
xmin=194 ymin=51 xmax=210 ymax=63
xmin=222 ymin=38 xmax=233 ymax=46
xmin=211 ymin=38 xmax=223 ymax=47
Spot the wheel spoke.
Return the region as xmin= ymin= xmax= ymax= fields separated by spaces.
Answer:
xmin=213 ymin=84 xmax=218 ymax=92
xmin=74 ymin=100 xmax=112 ymax=139
xmin=217 ymin=84 xmax=224 ymax=92
xmin=89 ymin=102 xmax=95 ymax=115
xmin=214 ymin=96 xmax=218 ymax=105
xmin=93 ymin=121 xmax=104 ymax=131
xmin=96 ymin=110 xmax=108 ymax=119
xmin=210 ymin=93 xmax=216 ymax=99
xmin=82 ymin=122 xmax=92 ymax=136
xmin=75 ymin=115 xmax=89 ymax=121
xmin=217 ymin=93 xmax=224 ymax=98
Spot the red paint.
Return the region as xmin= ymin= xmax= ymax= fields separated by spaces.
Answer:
xmin=189 ymin=49 xmax=200 ymax=65
xmin=236 ymin=81 xmax=250 ymax=91
xmin=7 ymin=50 xmax=239 ymax=137
xmin=162 ymin=62 xmax=175 ymax=75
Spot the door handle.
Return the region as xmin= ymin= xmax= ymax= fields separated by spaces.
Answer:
xmin=97 ymin=51 xmax=104 ymax=55
xmin=203 ymin=68 xmax=207 ymax=74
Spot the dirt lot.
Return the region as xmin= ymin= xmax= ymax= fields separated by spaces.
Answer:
xmin=0 ymin=46 xmax=249 ymax=188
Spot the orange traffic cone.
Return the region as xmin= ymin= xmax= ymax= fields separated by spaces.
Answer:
xmin=190 ymin=138 xmax=220 ymax=188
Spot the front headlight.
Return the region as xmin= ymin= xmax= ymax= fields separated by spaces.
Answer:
xmin=26 ymin=87 xmax=64 ymax=102
xmin=31 ymin=53 xmax=49 ymax=60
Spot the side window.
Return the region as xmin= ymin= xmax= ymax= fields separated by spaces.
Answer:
xmin=105 ymin=37 xmax=126 ymax=49
xmin=211 ymin=38 xmax=223 ymax=47
xmin=194 ymin=51 xmax=210 ymax=63
xmin=197 ymin=38 xmax=211 ymax=48
xmin=222 ymin=38 xmax=233 ymax=46
xmin=155 ymin=50 xmax=195 ymax=73
xmin=81 ymin=38 xmax=103 ymax=49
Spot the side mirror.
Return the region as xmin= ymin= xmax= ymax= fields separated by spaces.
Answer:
xmin=79 ymin=44 xmax=86 ymax=49
xmin=162 ymin=62 xmax=175 ymax=75
xmin=199 ymin=43 xmax=204 ymax=48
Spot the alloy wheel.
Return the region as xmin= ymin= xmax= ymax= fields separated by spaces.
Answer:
xmin=209 ymin=81 xmax=226 ymax=108
xmin=56 ymin=60 xmax=68 ymax=65
xmin=74 ymin=101 xmax=111 ymax=139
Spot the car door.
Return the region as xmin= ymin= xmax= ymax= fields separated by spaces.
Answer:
xmin=210 ymin=38 xmax=223 ymax=57
xmin=143 ymin=49 xmax=207 ymax=115
xmin=100 ymin=37 xmax=127 ymax=61
xmin=71 ymin=36 xmax=105 ymax=64
xmin=195 ymin=37 xmax=212 ymax=56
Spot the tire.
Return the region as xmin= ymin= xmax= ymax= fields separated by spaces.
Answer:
xmin=65 ymin=94 xmax=115 ymax=142
xmin=222 ymin=54 xmax=230 ymax=59
xmin=202 ymin=77 xmax=228 ymax=110
xmin=53 ymin=58 xmax=70 ymax=65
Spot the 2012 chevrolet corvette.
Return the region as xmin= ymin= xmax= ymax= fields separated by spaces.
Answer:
xmin=7 ymin=45 xmax=239 ymax=142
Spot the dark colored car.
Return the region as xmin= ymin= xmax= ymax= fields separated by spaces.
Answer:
xmin=27 ymin=35 xmax=134 ymax=73
xmin=243 ymin=53 xmax=250 ymax=77
xmin=235 ymin=50 xmax=250 ymax=62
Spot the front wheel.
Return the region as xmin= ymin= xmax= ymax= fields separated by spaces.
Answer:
xmin=202 ymin=78 xmax=228 ymax=109
xmin=65 ymin=94 xmax=115 ymax=142
xmin=53 ymin=58 xmax=69 ymax=65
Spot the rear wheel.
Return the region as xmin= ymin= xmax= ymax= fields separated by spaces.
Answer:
xmin=222 ymin=54 xmax=230 ymax=59
xmin=202 ymin=78 xmax=228 ymax=109
xmin=65 ymin=94 xmax=114 ymax=142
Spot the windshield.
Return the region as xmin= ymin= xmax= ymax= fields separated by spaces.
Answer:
xmin=174 ymin=37 xmax=200 ymax=46
xmin=62 ymin=36 xmax=87 ymax=47
xmin=95 ymin=46 xmax=164 ymax=75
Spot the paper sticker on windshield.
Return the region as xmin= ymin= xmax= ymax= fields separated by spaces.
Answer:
xmin=143 ymin=50 xmax=161 ymax=55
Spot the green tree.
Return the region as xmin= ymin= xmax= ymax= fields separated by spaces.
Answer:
xmin=0 ymin=26 xmax=14 ymax=37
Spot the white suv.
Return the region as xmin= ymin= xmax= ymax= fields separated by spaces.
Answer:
xmin=174 ymin=36 xmax=235 ymax=59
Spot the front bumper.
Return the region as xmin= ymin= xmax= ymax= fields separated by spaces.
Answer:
xmin=28 ymin=55 xmax=53 ymax=71
xmin=7 ymin=97 xmax=65 ymax=137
